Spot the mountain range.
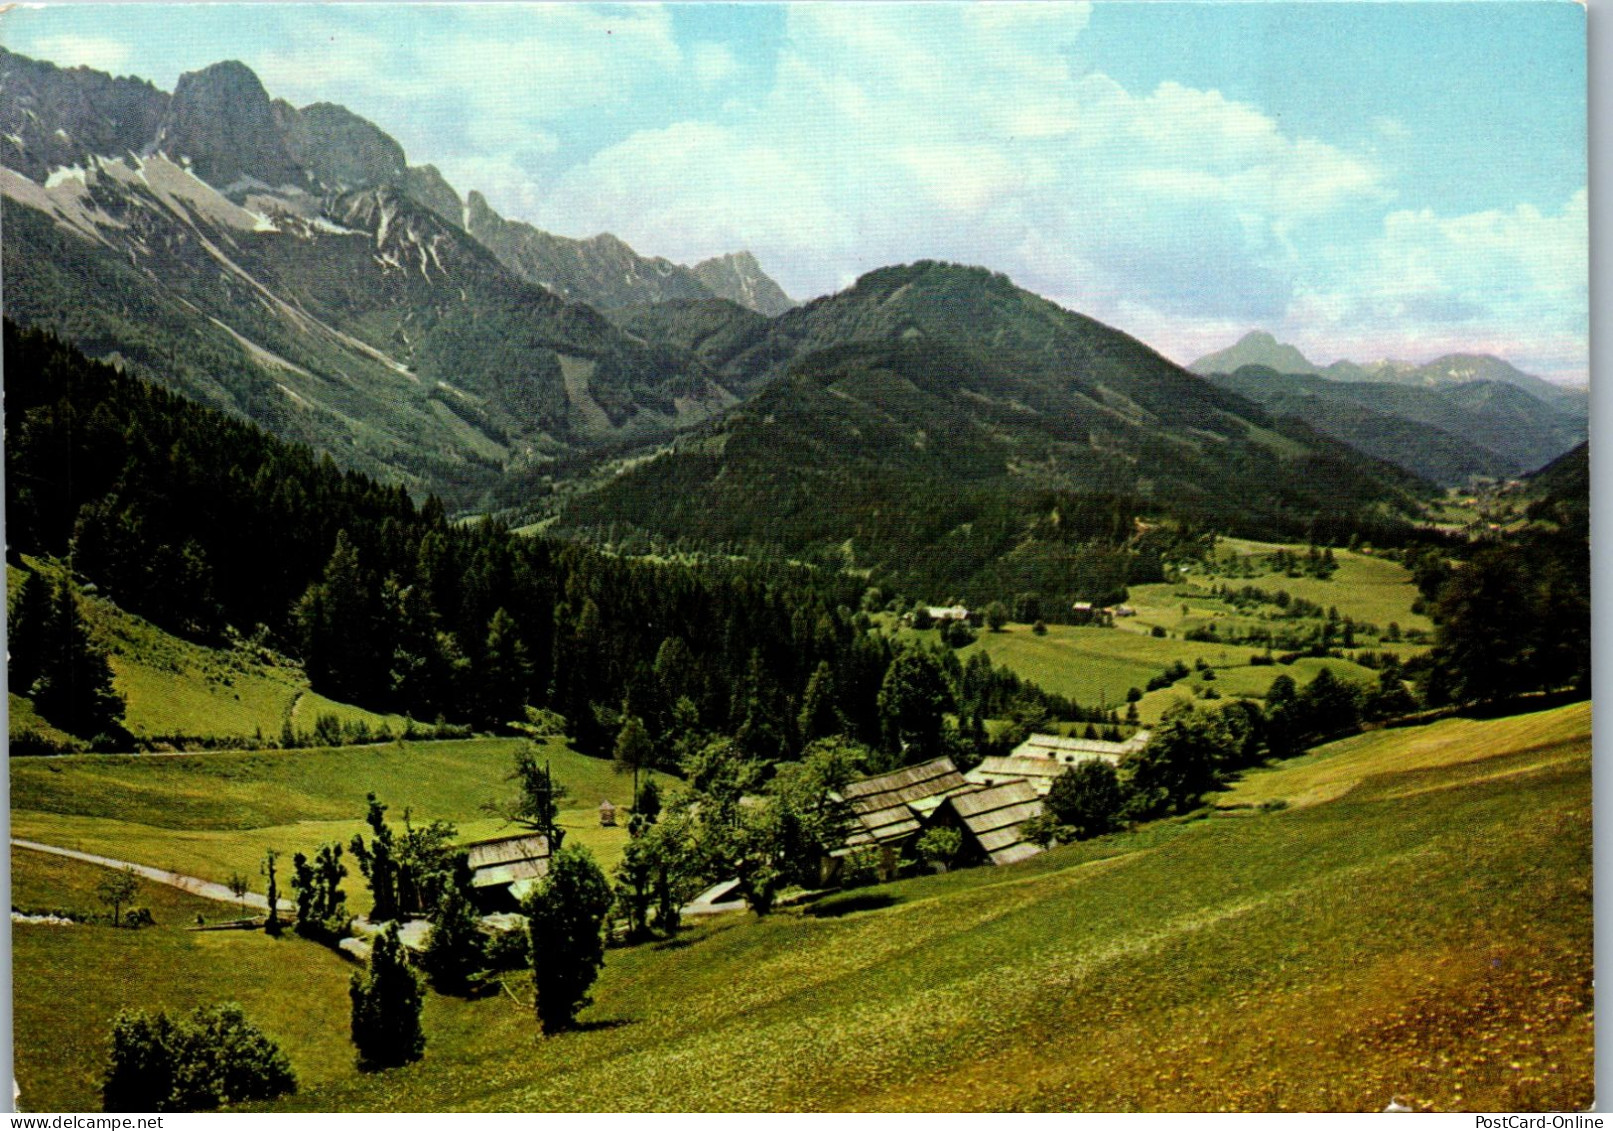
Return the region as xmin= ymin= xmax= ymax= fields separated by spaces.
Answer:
xmin=1190 ymin=330 xmax=1584 ymax=407
xmin=551 ymin=261 xmax=1427 ymax=595
xmin=0 ymin=49 xmax=792 ymax=502
xmin=1189 ymin=332 xmax=1587 ymax=484
xmin=6 ymin=46 xmax=1547 ymax=593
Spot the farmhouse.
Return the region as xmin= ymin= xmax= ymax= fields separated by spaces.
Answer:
xmin=1069 ymin=602 xmax=1114 ymax=626
xmin=965 ymin=755 xmax=1067 ymax=796
xmin=932 ymin=779 xmax=1044 ymax=866
xmin=1011 ymin=731 xmax=1150 ymax=763
xmin=830 ymin=757 xmax=974 ymax=881
xmin=463 ymin=832 xmax=552 ymax=912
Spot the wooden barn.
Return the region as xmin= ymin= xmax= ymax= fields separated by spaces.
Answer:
xmin=965 ymin=755 xmax=1068 ymax=796
xmin=829 ymin=757 xmax=973 ymax=881
xmin=463 ymin=832 xmax=552 ymax=912
xmin=1010 ymin=731 xmax=1149 ymax=763
xmin=932 ymin=779 xmax=1044 ymax=867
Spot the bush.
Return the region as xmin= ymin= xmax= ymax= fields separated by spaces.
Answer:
xmin=1045 ymin=759 xmax=1125 ymax=840
xmin=916 ymin=827 xmax=963 ymax=872
xmin=103 ymin=1004 xmax=295 ymax=1112
xmin=483 ymin=925 xmax=530 ymax=971
xmin=839 ymin=846 xmax=882 ymax=887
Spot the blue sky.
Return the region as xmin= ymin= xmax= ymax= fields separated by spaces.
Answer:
xmin=1 ymin=2 xmax=1588 ymax=381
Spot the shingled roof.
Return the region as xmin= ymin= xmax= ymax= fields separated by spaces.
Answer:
xmin=1011 ymin=731 xmax=1149 ymax=762
xmin=834 ymin=756 xmax=973 ymax=852
xmin=942 ymin=779 xmax=1044 ymax=866
xmin=966 ymin=755 xmax=1067 ymax=795
xmin=464 ymin=832 xmax=551 ymax=889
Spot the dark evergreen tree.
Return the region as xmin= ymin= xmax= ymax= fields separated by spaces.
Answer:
xmin=30 ymin=579 xmax=125 ymax=742
xmin=349 ymin=794 xmax=400 ymax=923
xmin=420 ymin=867 xmax=485 ymax=996
xmin=797 ymin=660 xmax=846 ymax=743
xmin=477 ymin=606 xmax=531 ymax=728
xmin=7 ymin=568 xmax=54 ymax=694
xmin=349 ymin=924 xmax=426 ymax=1070
xmin=525 ymin=845 xmax=614 ymax=1034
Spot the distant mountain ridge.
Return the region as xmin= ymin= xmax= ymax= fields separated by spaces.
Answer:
xmin=1190 ymin=329 xmax=1582 ymax=410
xmin=1206 ymin=365 xmax=1586 ymax=485
xmin=0 ymin=48 xmax=792 ymax=316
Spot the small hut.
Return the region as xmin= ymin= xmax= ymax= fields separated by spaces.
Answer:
xmin=599 ymin=799 xmax=617 ymax=827
xmin=463 ymin=832 xmax=552 ymax=913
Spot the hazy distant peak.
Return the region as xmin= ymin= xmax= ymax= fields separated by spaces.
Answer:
xmin=692 ymin=251 xmax=795 ymax=316
xmin=1189 ymin=330 xmax=1319 ymax=376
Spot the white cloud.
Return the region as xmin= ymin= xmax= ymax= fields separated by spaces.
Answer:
xmin=691 ymin=42 xmax=738 ymax=90
xmin=533 ymin=3 xmax=1387 ymax=333
xmin=1280 ymin=189 xmax=1588 ymax=380
xmin=24 ymin=33 xmax=130 ymax=73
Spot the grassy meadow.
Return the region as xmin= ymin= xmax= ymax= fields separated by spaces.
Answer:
xmin=8 ymin=559 xmax=408 ymax=744
xmin=885 ymin=537 xmax=1431 ymax=725
xmin=11 ymin=702 xmax=1592 ymax=1112
xmin=10 ymin=737 xmax=658 ymax=911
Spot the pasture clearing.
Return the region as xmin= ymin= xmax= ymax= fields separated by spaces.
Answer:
xmin=16 ymin=701 xmax=1585 ymax=1112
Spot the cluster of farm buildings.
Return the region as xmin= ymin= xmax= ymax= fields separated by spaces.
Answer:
xmin=460 ymin=728 xmax=1152 ymax=911
xmin=908 ymin=602 xmax=1137 ymax=627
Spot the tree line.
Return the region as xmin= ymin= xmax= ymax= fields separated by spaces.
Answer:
xmin=6 ymin=321 xmax=1085 ymax=760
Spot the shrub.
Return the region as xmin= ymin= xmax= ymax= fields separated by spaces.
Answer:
xmin=484 ymin=925 xmax=530 ymax=971
xmin=103 ymin=1004 xmax=295 ymax=1112
xmin=419 ymin=878 xmax=486 ymax=995
xmin=839 ymin=846 xmax=882 ymax=888
xmin=1045 ymin=760 xmax=1125 ymax=840
xmin=916 ymin=827 xmax=964 ymax=872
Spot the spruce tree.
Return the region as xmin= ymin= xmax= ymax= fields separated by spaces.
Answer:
xmin=349 ymin=923 xmax=425 ymax=1070
xmin=7 ymin=569 xmax=54 ymax=694
xmin=31 ymin=579 xmax=125 ymax=741
xmin=420 ymin=871 xmax=485 ymax=995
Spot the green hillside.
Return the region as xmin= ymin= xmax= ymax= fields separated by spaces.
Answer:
xmin=556 ymin=263 xmax=1429 ymax=599
xmin=12 ymin=702 xmax=1590 ymax=1111
xmin=8 ymin=559 xmax=405 ymax=748
xmin=1206 ymin=365 xmax=1585 ymax=485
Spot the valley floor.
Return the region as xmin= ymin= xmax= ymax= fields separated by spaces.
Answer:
xmin=10 ymin=703 xmax=1592 ymax=1112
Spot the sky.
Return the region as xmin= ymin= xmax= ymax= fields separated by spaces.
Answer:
xmin=0 ymin=2 xmax=1589 ymax=382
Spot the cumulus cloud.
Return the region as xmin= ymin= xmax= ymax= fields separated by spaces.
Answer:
xmin=532 ymin=3 xmax=1388 ymax=341
xmin=1278 ymin=189 xmax=1588 ymax=380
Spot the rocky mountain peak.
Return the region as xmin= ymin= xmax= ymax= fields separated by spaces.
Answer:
xmin=153 ymin=59 xmax=302 ymax=190
xmin=692 ymin=251 xmax=795 ymax=316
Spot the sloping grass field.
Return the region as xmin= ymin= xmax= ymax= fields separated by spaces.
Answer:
xmin=10 ymin=738 xmax=657 ymax=911
xmin=8 ymin=559 xmax=407 ymax=743
xmin=12 ymin=702 xmax=1591 ymax=1112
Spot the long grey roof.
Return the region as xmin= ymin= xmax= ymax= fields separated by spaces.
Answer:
xmin=835 ymin=757 xmax=973 ymax=849
xmin=941 ymin=779 xmax=1044 ymax=865
xmin=464 ymin=833 xmax=551 ymax=888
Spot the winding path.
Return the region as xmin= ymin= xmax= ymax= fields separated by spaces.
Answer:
xmin=10 ymin=838 xmax=295 ymax=912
